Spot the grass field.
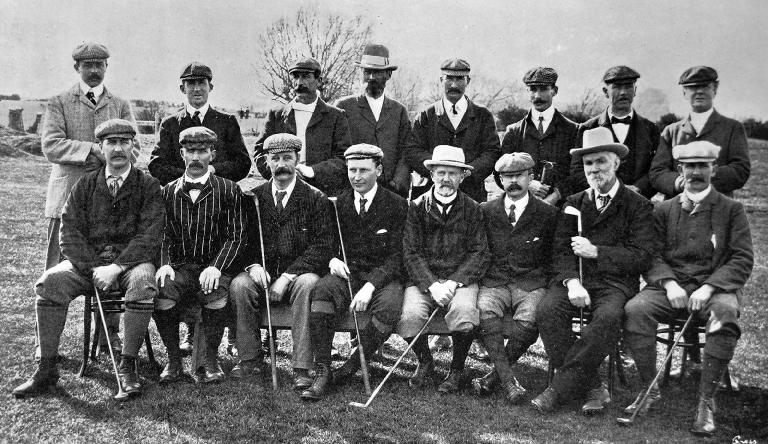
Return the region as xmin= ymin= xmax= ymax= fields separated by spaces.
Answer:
xmin=0 ymin=138 xmax=766 ymax=443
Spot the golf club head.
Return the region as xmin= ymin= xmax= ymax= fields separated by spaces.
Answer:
xmin=328 ymin=197 xmax=338 ymax=203
xmin=615 ymin=417 xmax=634 ymax=426
xmin=113 ymin=390 xmax=131 ymax=402
xmin=348 ymin=401 xmax=368 ymax=409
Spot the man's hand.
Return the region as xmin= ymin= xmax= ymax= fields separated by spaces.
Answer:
xmin=566 ymin=279 xmax=591 ymax=308
xmin=350 ymin=283 xmax=375 ymax=312
xmin=248 ymin=264 xmax=271 ymax=289
xmin=296 ymin=164 xmax=315 ymax=179
xmin=571 ymin=236 xmax=598 ymax=259
xmin=428 ymin=282 xmax=452 ymax=307
xmin=688 ymin=284 xmax=715 ymax=312
xmin=92 ymin=264 xmax=122 ymax=291
xmin=529 ymin=180 xmax=550 ymax=200
xmin=269 ymin=275 xmax=291 ymax=302
xmin=208 ymin=164 xmax=216 ymax=175
xmin=199 ymin=266 xmax=222 ymax=295
xmin=542 ymin=188 xmax=561 ymax=206
xmin=156 ymin=265 xmax=175 ymax=287
xmin=443 ymin=280 xmax=459 ymax=296
xmin=329 ymin=257 xmax=350 ymax=280
xmin=84 ymin=152 xmax=104 ymax=173
xmin=663 ymin=280 xmax=689 ymax=309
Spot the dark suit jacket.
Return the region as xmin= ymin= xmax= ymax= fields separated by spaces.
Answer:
xmin=333 ymin=186 xmax=408 ymax=289
xmin=649 ymin=110 xmax=750 ymax=198
xmin=61 ymin=167 xmax=164 ymax=275
xmin=403 ymin=189 xmax=488 ymax=291
xmin=149 ymin=107 xmax=251 ymax=185
xmin=645 ymin=190 xmax=753 ymax=294
xmin=571 ymin=110 xmax=660 ymax=197
xmin=502 ymin=109 xmax=579 ymax=197
xmin=480 ymin=192 xmax=558 ymax=291
xmin=553 ymin=182 xmax=657 ymax=298
xmin=405 ymin=97 xmax=501 ymax=202
xmin=335 ymin=94 xmax=415 ymax=194
xmin=254 ymin=100 xmax=352 ymax=196
xmin=241 ymin=178 xmax=335 ymax=277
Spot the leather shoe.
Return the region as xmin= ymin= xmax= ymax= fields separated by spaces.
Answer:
xmin=581 ymin=385 xmax=611 ymax=415
xmin=12 ymin=358 xmax=59 ymax=399
xmin=471 ymin=370 xmax=499 ymax=396
xmin=159 ymin=360 xmax=185 ymax=384
xmin=623 ymin=384 xmax=661 ymax=416
xmin=690 ymin=397 xmax=716 ymax=437
xmin=117 ymin=356 xmax=141 ymax=396
xmin=501 ymin=376 xmax=527 ymax=404
xmin=437 ymin=369 xmax=465 ymax=394
xmin=293 ymin=369 xmax=312 ymax=391
xmin=201 ymin=357 xmax=225 ymax=384
xmin=300 ymin=363 xmax=332 ymax=402
xmin=408 ymin=360 xmax=435 ymax=389
xmin=231 ymin=359 xmax=262 ymax=379
xmin=531 ymin=387 xmax=559 ymax=413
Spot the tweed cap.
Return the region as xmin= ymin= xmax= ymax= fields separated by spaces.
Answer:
xmin=440 ymin=58 xmax=471 ymax=75
xmin=679 ymin=66 xmax=718 ymax=86
xmin=570 ymin=127 xmax=629 ymax=158
xmin=72 ymin=42 xmax=110 ymax=61
xmin=345 ymin=143 xmax=384 ymax=160
xmin=355 ymin=44 xmax=397 ymax=71
xmin=673 ymin=141 xmax=721 ymax=162
xmin=180 ymin=62 xmax=213 ymax=80
xmin=289 ymin=57 xmax=322 ymax=75
xmin=94 ymin=119 xmax=135 ymax=140
xmin=523 ymin=67 xmax=558 ymax=85
xmin=495 ymin=152 xmax=536 ymax=173
xmin=424 ymin=145 xmax=473 ymax=171
xmin=179 ymin=126 xmax=217 ymax=145
xmin=603 ymin=66 xmax=640 ymax=84
xmin=262 ymin=133 xmax=302 ymax=154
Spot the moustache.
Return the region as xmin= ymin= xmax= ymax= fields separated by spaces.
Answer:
xmin=274 ymin=166 xmax=292 ymax=175
xmin=505 ymin=183 xmax=523 ymax=191
xmin=88 ymin=73 xmax=102 ymax=80
xmin=294 ymin=85 xmax=309 ymax=93
xmin=189 ymin=161 xmax=204 ymax=168
xmin=448 ymin=88 xmax=462 ymax=94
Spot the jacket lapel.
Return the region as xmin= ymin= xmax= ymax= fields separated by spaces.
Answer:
xmin=306 ymin=99 xmax=329 ymax=130
xmin=93 ymin=87 xmax=111 ymax=112
xmin=357 ymin=95 xmax=377 ymax=126
xmin=589 ymin=184 xmax=624 ymax=227
xmin=423 ymin=192 xmax=445 ymax=225
xmin=524 ymin=111 xmax=542 ymax=140
xmin=281 ymin=179 xmax=306 ymax=219
xmin=376 ymin=96 xmax=394 ymax=129
xmin=513 ymin=193 xmax=539 ymax=232
xmin=680 ymin=116 xmax=698 ymax=139
xmin=697 ymin=110 xmax=721 ymax=139
xmin=434 ymin=100 xmax=455 ymax=133
xmin=453 ymin=98 xmax=476 ymax=134
xmin=280 ymin=104 xmax=297 ymax=134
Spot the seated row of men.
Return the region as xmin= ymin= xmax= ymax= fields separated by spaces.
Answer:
xmin=17 ymin=117 xmax=752 ymax=438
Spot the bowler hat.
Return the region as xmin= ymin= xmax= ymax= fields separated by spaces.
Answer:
xmin=570 ymin=127 xmax=629 ymax=158
xmin=180 ymin=62 xmax=213 ymax=81
xmin=673 ymin=141 xmax=721 ymax=162
xmin=355 ymin=44 xmax=397 ymax=71
xmin=95 ymin=119 xmax=135 ymax=140
xmin=424 ymin=145 xmax=474 ymax=171
xmin=72 ymin=42 xmax=110 ymax=61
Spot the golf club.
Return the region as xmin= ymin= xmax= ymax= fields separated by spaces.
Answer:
xmin=92 ymin=285 xmax=130 ymax=401
xmin=616 ymin=311 xmax=696 ymax=426
xmin=349 ymin=308 xmax=440 ymax=409
xmin=563 ymin=205 xmax=586 ymax=329
xmin=540 ymin=160 xmax=555 ymax=186
xmin=254 ymin=196 xmax=279 ymax=390
xmin=328 ymin=196 xmax=372 ymax=395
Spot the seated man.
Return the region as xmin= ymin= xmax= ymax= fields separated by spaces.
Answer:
xmin=153 ymin=126 xmax=245 ymax=384
xmin=397 ymin=145 xmax=488 ymax=393
xmin=13 ymin=119 xmax=164 ymax=399
xmin=473 ymin=153 xmax=558 ymax=403
xmin=624 ymin=141 xmax=753 ymax=437
xmin=230 ymin=133 xmax=334 ymax=390
xmin=301 ymin=143 xmax=408 ymax=401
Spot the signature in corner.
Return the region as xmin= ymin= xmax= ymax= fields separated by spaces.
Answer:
xmin=732 ymin=436 xmax=757 ymax=444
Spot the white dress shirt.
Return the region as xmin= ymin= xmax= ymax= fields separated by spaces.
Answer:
xmin=355 ymin=183 xmax=378 ymax=214
xmin=608 ymin=110 xmax=634 ymax=143
xmin=689 ymin=108 xmax=714 ymax=134
xmin=592 ymin=178 xmax=620 ymax=210
xmin=105 ymin=165 xmax=131 ymax=191
xmin=79 ymin=81 xmax=104 ymax=102
xmin=366 ymin=94 xmax=385 ymax=121
xmin=531 ymin=106 xmax=556 ymax=134
xmin=186 ymin=102 xmax=210 ymax=123
xmin=272 ymin=175 xmax=297 ymax=208
xmin=504 ymin=192 xmax=529 ymax=225
xmin=291 ymin=97 xmax=318 ymax=163
xmin=443 ymin=96 xmax=467 ymax=130
xmin=184 ymin=171 xmax=210 ymax=203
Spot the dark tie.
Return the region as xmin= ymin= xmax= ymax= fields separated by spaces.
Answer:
xmin=508 ymin=204 xmax=516 ymax=225
xmin=108 ymin=176 xmax=120 ymax=197
xmin=597 ymin=194 xmax=611 ymax=212
xmin=537 ymin=116 xmax=545 ymax=134
xmin=275 ymin=191 xmax=287 ymax=212
xmin=436 ymin=200 xmax=454 ymax=220
xmin=191 ymin=110 xmax=202 ymax=126
xmin=451 ymin=104 xmax=458 ymax=115
xmin=610 ymin=116 xmax=632 ymax=125
xmin=183 ymin=181 xmax=205 ymax=193
xmin=86 ymin=91 xmax=97 ymax=106
xmin=359 ymin=198 xmax=368 ymax=216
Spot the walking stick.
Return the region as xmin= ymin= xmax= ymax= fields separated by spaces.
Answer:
xmin=93 ymin=285 xmax=130 ymax=401
xmin=254 ymin=196 xmax=279 ymax=390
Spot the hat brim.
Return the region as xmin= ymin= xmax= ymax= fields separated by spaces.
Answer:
xmin=605 ymin=78 xmax=638 ymax=85
xmin=181 ymin=75 xmax=212 ymax=80
xmin=441 ymin=70 xmax=470 ymax=76
xmin=679 ymin=81 xmax=715 ymax=86
xmin=676 ymin=157 xmax=717 ymax=163
xmin=570 ymin=143 xmax=629 ymax=158
xmin=101 ymin=133 xmax=135 ymax=140
xmin=423 ymin=160 xmax=474 ymax=171
xmin=355 ymin=62 xmax=397 ymax=71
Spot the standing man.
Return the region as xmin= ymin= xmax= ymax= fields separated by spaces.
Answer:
xmin=41 ymin=41 xmax=137 ymax=354
xmin=149 ymin=62 xmax=251 ymax=186
xmin=153 ymin=127 xmax=246 ymax=384
xmin=254 ymin=57 xmax=352 ymax=196
xmin=230 ymin=133 xmax=334 ymax=389
xmin=501 ymin=67 xmax=578 ymax=206
xmin=301 ymin=144 xmax=408 ymax=401
xmin=472 ymin=153 xmax=558 ymax=403
xmin=404 ymin=58 xmax=501 ymax=203
xmin=571 ymin=66 xmax=660 ymax=198
xmin=531 ymin=127 xmax=656 ymax=414
xmin=13 ymin=119 xmax=163 ymax=399
xmin=624 ymin=141 xmax=753 ymax=437
xmin=650 ymin=66 xmax=750 ymax=199
xmin=398 ymin=145 xmax=488 ymax=393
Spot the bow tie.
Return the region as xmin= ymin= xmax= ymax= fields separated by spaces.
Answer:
xmin=610 ymin=116 xmax=631 ymax=125
xmin=183 ymin=181 xmax=206 ymax=193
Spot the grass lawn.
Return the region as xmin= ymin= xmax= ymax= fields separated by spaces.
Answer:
xmin=0 ymin=138 xmax=766 ymax=443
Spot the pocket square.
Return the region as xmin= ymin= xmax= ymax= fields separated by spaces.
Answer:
xmin=711 ymin=234 xmax=717 ymax=249
xmin=376 ymin=229 xmax=388 ymax=234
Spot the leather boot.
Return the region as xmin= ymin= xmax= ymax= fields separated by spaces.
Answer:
xmin=300 ymin=363 xmax=332 ymax=402
xmin=471 ymin=369 xmax=499 ymax=396
xmin=334 ymin=322 xmax=390 ymax=384
xmin=690 ymin=397 xmax=716 ymax=437
xmin=12 ymin=357 xmax=59 ymax=398
xmin=118 ymin=355 xmax=141 ymax=396
xmin=438 ymin=331 xmax=473 ymax=393
xmin=690 ymin=353 xmax=728 ymax=437
xmin=201 ymin=307 xmax=227 ymax=383
xmin=407 ymin=335 xmax=435 ymax=389
xmin=474 ymin=318 xmax=511 ymax=397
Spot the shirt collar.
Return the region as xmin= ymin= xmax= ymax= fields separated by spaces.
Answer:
xmin=365 ymin=94 xmax=385 ymax=106
xmin=442 ymin=95 xmax=467 ymax=114
xmin=608 ymin=109 xmax=634 ymax=122
xmin=105 ymin=164 xmax=131 ymax=182
xmin=272 ymin=175 xmax=297 ymax=197
xmin=690 ymin=107 xmax=714 ymax=121
xmin=186 ymin=102 xmax=210 ymax=121
xmin=291 ymin=97 xmax=318 ymax=112
xmin=593 ymin=178 xmax=620 ymax=200
xmin=184 ymin=171 xmax=210 ymax=185
xmin=357 ymin=182 xmax=378 ymax=204
xmin=79 ymin=81 xmax=104 ymax=100
xmin=684 ymin=185 xmax=712 ymax=204
xmin=504 ymin=192 xmax=529 ymax=210
xmin=532 ymin=106 xmax=555 ymax=123
xmin=433 ymin=188 xmax=457 ymax=205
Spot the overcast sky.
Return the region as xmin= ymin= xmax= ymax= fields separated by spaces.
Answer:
xmin=2 ymin=0 xmax=767 ymax=119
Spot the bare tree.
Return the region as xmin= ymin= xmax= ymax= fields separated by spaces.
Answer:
xmin=420 ymin=74 xmax=523 ymax=113
xmin=255 ymin=7 xmax=373 ymax=103
xmin=386 ymin=67 xmax=428 ymax=114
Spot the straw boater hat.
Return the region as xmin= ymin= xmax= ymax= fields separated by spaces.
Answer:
xmin=424 ymin=145 xmax=473 ymax=173
xmin=570 ymin=127 xmax=629 ymax=158
xmin=355 ymin=44 xmax=397 ymax=71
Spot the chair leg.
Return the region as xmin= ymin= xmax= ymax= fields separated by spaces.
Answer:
xmin=547 ymin=363 xmax=554 ymax=386
xmin=80 ymin=294 xmax=92 ymax=377
xmin=662 ymin=320 xmax=675 ymax=387
xmin=91 ymin=313 xmax=101 ymax=361
xmin=144 ymin=332 xmax=161 ymax=375
xmin=608 ymin=347 xmax=616 ymax=398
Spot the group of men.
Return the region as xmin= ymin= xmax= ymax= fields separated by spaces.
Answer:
xmin=12 ymin=41 xmax=754 ymax=438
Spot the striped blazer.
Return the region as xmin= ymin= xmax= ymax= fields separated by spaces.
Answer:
xmin=160 ymin=174 xmax=245 ymax=273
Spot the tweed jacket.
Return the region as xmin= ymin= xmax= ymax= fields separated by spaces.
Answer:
xmin=480 ymin=192 xmax=558 ymax=291
xmin=403 ymin=188 xmax=488 ymax=292
xmin=645 ymin=190 xmax=753 ymax=294
xmin=649 ymin=110 xmax=750 ymax=198
xmin=254 ymin=99 xmax=352 ymax=196
xmin=241 ymin=178 xmax=335 ymax=278
xmin=160 ymin=174 xmax=245 ymax=273
xmin=42 ymin=83 xmax=136 ymax=218
xmin=570 ymin=109 xmax=660 ymax=198
xmin=60 ymin=166 xmax=164 ymax=275
xmin=405 ymin=97 xmax=501 ymax=202
xmin=502 ymin=109 xmax=579 ymax=197
xmin=335 ymin=94 xmax=415 ymax=193
xmin=553 ymin=182 xmax=657 ymax=299
xmin=332 ymin=186 xmax=408 ymax=289
xmin=148 ymin=106 xmax=251 ymax=186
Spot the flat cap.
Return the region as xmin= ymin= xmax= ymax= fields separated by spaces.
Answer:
xmin=570 ymin=127 xmax=629 ymax=158
xmin=679 ymin=66 xmax=718 ymax=86
xmin=495 ymin=152 xmax=535 ymax=173
xmin=289 ymin=57 xmax=322 ymax=75
xmin=179 ymin=126 xmax=217 ymax=145
xmin=673 ymin=141 xmax=721 ymax=162
xmin=72 ymin=42 xmax=110 ymax=61
xmin=523 ymin=67 xmax=558 ymax=85
xmin=262 ymin=133 xmax=302 ymax=154
xmin=440 ymin=58 xmax=471 ymax=75
xmin=603 ymin=65 xmax=640 ymax=84
xmin=180 ymin=62 xmax=213 ymax=81
xmin=344 ymin=143 xmax=384 ymax=160
xmin=94 ymin=119 xmax=135 ymax=140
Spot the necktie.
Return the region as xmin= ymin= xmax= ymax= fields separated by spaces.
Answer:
xmin=451 ymin=104 xmax=458 ymax=115
xmin=508 ymin=204 xmax=516 ymax=225
xmin=86 ymin=91 xmax=97 ymax=106
xmin=537 ymin=116 xmax=545 ymax=134
xmin=182 ymin=181 xmax=205 ymax=193
xmin=597 ymin=194 xmax=611 ymax=212
xmin=191 ymin=110 xmax=202 ymax=126
xmin=275 ymin=191 xmax=287 ymax=212
xmin=359 ymin=198 xmax=368 ymax=216
xmin=108 ymin=176 xmax=120 ymax=197
xmin=610 ymin=116 xmax=632 ymax=125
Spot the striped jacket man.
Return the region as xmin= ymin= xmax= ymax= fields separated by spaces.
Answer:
xmin=160 ymin=174 xmax=245 ymax=273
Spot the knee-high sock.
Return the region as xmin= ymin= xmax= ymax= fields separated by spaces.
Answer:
xmin=450 ymin=331 xmax=475 ymax=371
xmin=700 ymin=353 xmax=729 ymax=399
xmin=309 ymin=312 xmax=336 ymax=367
xmin=202 ymin=306 xmax=228 ymax=360
xmin=408 ymin=334 xmax=433 ymax=365
xmin=122 ymin=301 xmax=154 ymax=357
xmin=480 ymin=317 xmax=512 ymax=381
xmin=504 ymin=321 xmax=539 ymax=365
xmin=153 ymin=305 xmax=181 ymax=364
xmin=36 ymin=299 xmax=68 ymax=359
